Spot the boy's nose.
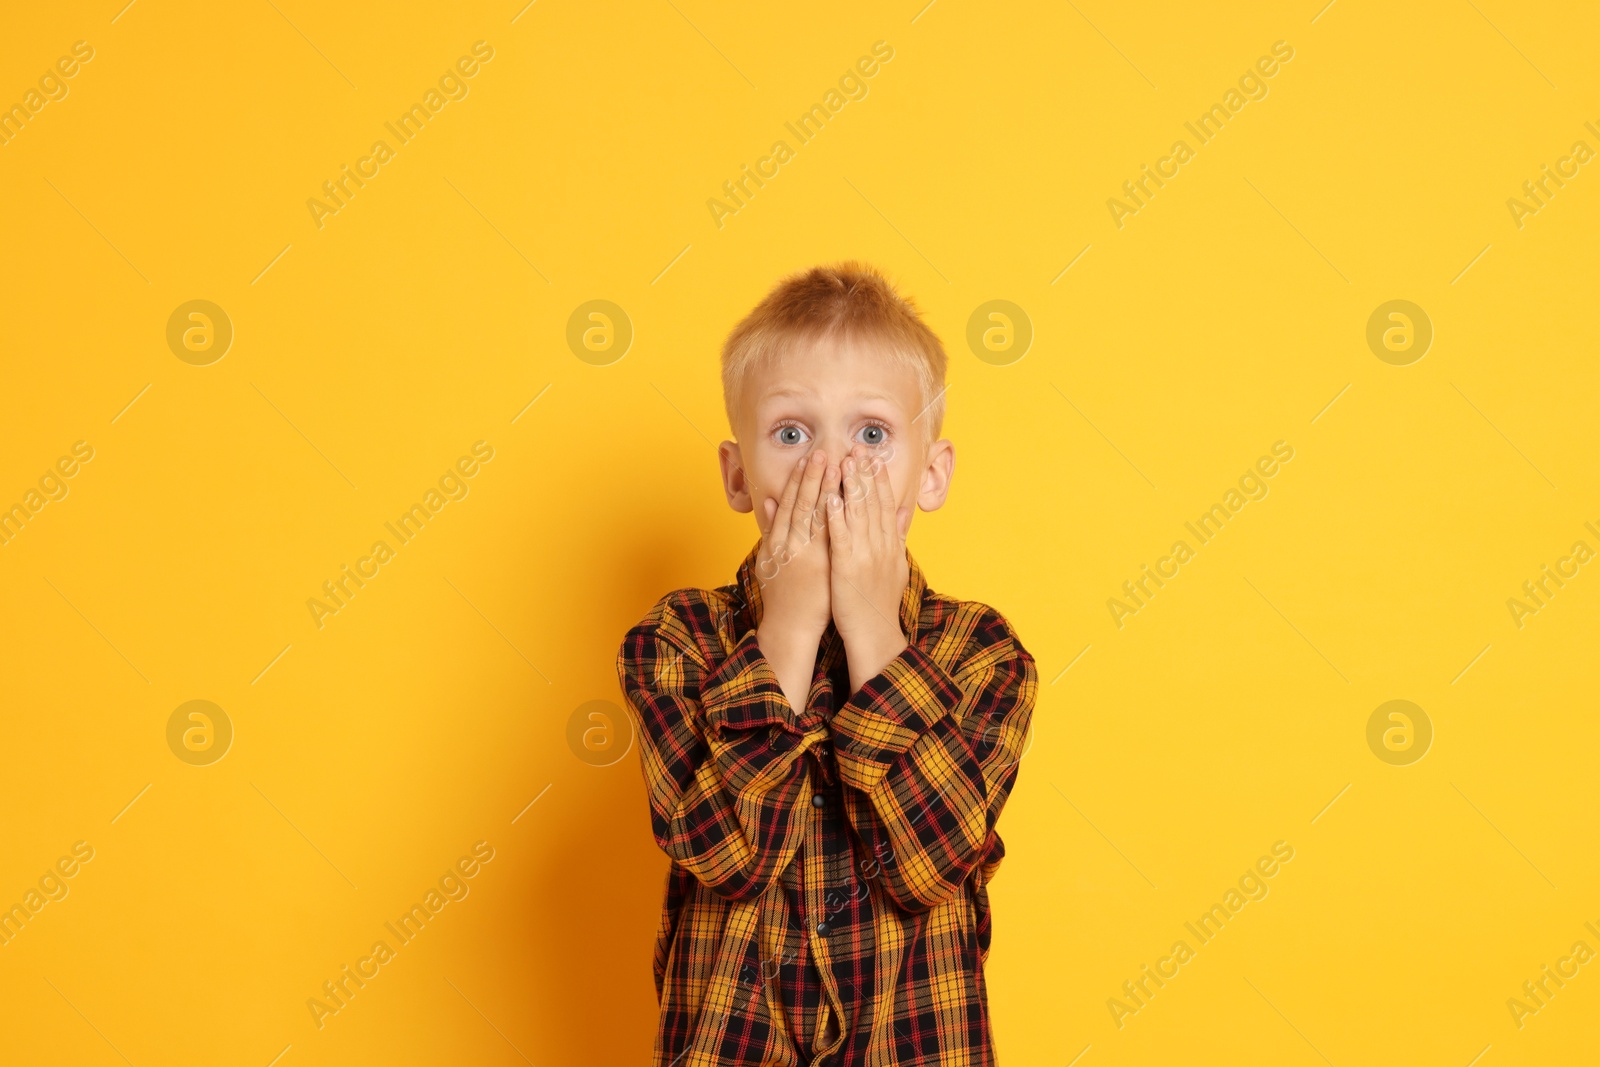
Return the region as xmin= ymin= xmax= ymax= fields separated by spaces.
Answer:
xmin=813 ymin=443 xmax=863 ymax=468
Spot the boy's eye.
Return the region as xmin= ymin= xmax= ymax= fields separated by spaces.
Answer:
xmin=776 ymin=425 xmax=806 ymax=445
xmin=859 ymin=425 xmax=887 ymax=446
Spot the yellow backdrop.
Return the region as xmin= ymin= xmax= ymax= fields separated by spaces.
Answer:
xmin=2 ymin=1 xmax=1596 ymax=1064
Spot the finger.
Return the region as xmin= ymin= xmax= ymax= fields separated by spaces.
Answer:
xmin=791 ymin=449 xmax=827 ymax=545
xmin=858 ymin=448 xmax=887 ymax=542
xmin=817 ymin=461 xmax=842 ymax=545
xmin=866 ymin=456 xmax=887 ymax=543
xmin=825 ymin=481 xmax=848 ymax=556
xmin=858 ymin=447 xmax=886 ymax=543
xmin=754 ymin=482 xmax=772 ymax=538
xmin=872 ymin=453 xmax=897 ymax=540
xmin=769 ymin=454 xmax=806 ymax=547
xmin=842 ymin=453 xmax=869 ymax=533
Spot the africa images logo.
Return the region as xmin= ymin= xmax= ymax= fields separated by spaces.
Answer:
xmin=306 ymin=42 xmax=496 ymax=230
xmin=1105 ymin=40 xmax=1295 ymax=229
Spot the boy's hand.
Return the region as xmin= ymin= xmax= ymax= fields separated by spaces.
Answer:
xmin=825 ymin=444 xmax=912 ymax=691
xmin=756 ymin=448 xmax=836 ymax=635
xmin=755 ymin=449 xmax=840 ymax=713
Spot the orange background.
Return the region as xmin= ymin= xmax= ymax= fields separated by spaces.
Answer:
xmin=1 ymin=1 xmax=1597 ymax=1064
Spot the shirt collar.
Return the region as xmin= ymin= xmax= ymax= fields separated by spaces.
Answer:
xmin=732 ymin=534 xmax=929 ymax=645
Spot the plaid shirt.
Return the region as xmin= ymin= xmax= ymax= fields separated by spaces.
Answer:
xmin=616 ymin=537 xmax=1038 ymax=1066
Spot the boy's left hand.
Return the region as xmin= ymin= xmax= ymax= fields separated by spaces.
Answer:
xmin=825 ymin=444 xmax=912 ymax=692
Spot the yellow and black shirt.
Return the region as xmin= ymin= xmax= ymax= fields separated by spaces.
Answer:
xmin=616 ymin=537 xmax=1037 ymax=1066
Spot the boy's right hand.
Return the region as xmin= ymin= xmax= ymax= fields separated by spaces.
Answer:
xmin=756 ymin=448 xmax=838 ymax=644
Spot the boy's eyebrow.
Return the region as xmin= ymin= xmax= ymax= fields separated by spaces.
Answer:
xmin=761 ymin=386 xmax=900 ymax=403
xmin=760 ymin=387 xmax=811 ymax=400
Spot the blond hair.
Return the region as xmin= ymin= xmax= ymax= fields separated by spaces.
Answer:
xmin=720 ymin=261 xmax=947 ymax=449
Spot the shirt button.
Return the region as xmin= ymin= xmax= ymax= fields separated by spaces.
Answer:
xmin=816 ymin=921 xmax=831 ymax=936
xmin=812 ymin=793 xmax=826 ymax=808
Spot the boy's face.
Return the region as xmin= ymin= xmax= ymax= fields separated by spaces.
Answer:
xmin=717 ymin=333 xmax=955 ymax=533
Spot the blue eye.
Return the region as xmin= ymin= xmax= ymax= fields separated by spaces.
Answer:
xmin=859 ymin=424 xmax=887 ymax=446
xmin=776 ymin=425 xmax=805 ymax=445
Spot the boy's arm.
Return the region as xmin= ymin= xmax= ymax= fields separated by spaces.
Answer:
xmin=617 ymin=595 xmax=825 ymax=902
xmin=830 ymin=608 xmax=1037 ymax=914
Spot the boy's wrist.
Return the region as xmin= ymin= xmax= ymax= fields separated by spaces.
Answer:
xmin=756 ymin=620 xmax=822 ymax=668
xmin=756 ymin=613 xmax=822 ymax=649
xmin=843 ymin=623 xmax=909 ymax=694
xmin=756 ymin=619 xmax=823 ymax=716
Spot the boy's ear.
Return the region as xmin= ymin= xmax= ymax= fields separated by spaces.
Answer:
xmin=718 ymin=440 xmax=754 ymax=513
xmin=915 ymin=439 xmax=955 ymax=512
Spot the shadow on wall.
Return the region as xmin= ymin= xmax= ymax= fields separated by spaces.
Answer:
xmin=519 ymin=519 xmax=753 ymax=1062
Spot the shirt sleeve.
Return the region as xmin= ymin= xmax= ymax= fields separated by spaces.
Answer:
xmin=616 ymin=593 xmax=828 ymax=902
xmin=830 ymin=607 xmax=1037 ymax=914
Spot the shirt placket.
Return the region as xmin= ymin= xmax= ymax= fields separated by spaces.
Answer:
xmin=806 ymin=629 xmax=875 ymax=1066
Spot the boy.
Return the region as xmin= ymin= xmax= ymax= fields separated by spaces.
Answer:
xmin=616 ymin=262 xmax=1037 ymax=1066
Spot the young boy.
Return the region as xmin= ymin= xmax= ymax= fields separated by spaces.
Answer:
xmin=616 ymin=262 xmax=1037 ymax=1066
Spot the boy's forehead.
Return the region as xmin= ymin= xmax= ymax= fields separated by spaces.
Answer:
xmin=750 ymin=337 xmax=919 ymax=406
